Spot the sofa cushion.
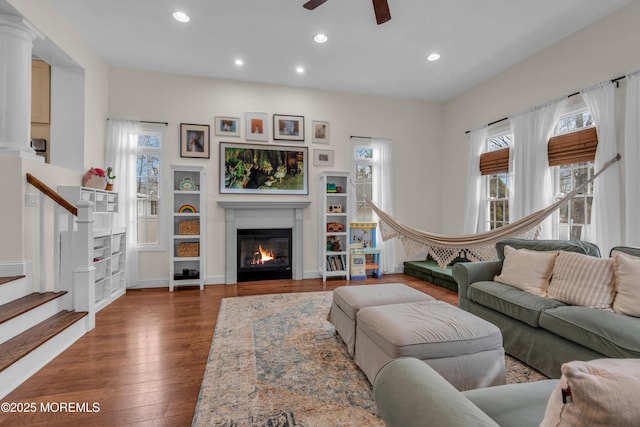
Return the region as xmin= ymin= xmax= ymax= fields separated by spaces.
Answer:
xmin=539 ymin=306 xmax=640 ymax=358
xmin=540 ymin=358 xmax=640 ymax=427
xmin=468 ymin=281 xmax=566 ymax=328
xmin=494 ymin=246 xmax=557 ymax=297
xmin=612 ymin=250 xmax=640 ymax=317
xmin=547 ymin=251 xmax=615 ymax=309
xmin=464 ymin=379 xmax=559 ymax=427
xmin=496 ymin=238 xmax=601 ymax=260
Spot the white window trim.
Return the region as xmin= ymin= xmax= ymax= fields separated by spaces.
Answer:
xmin=550 ymin=105 xmax=595 ymax=241
xmin=483 ymin=129 xmax=512 ymax=231
xmin=136 ymin=124 xmax=165 ymax=251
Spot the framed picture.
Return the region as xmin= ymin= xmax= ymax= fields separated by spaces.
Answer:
xmin=313 ymin=149 xmax=334 ymax=167
xmin=180 ymin=123 xmax=210 ymax=158
xmin=221 ymin=142 xmax=308 ymax=194
xmin=245 ymin=112 xmax=268 ymax=141
xmin=312 ymin=120 xmax=330 ymax=144
xmin=273 ymin=114 xmax=305 ymax=141
xmin=215 ymin=116 xmax=240 ymax=137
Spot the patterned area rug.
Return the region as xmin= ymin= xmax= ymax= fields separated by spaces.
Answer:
xmin=192 ymin=291 xmax=547 ymax=427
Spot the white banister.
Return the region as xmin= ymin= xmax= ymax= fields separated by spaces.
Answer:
xmin=72 ymin=200 xmax=96 ymax=330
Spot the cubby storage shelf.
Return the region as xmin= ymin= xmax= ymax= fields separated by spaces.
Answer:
xmin=58 ymin=186 xmax=126 ymax=312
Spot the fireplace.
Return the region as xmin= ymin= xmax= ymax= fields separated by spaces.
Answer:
xmin=218 ymin=201 xmax=310 ymax=284
xmin=237 ymin=228 xmax=293 ymax=281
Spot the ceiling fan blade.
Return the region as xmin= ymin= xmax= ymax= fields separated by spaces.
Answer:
xmin=372 ymin=0 xmax=391 ymax=25
xmin=303 ymin=0 xmax=328 ymax=10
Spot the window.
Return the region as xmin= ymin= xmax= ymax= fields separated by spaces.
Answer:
xmin=551 ymin=110 xmax=595 ymax=241
xmin=353 ymin=146 xmax=374 ymax=221
xmin=483 ymin=133 xmax=512 ymax=230
xmin=136 ymin=128 xmax=162 ymax=247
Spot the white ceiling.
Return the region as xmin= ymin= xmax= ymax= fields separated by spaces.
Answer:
xmin=37 ymin=0 xmax=633 ymax=101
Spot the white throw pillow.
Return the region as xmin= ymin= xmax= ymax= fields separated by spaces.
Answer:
xmin=493 ymin=246 xmax=558 ymax=297
xmin=540 ymin=358 xmax=640 ymax=427
xmin=547 ymin=251 xmax=615 ymax=309
xmin=612 ymin=250 xmax=640 ymax=317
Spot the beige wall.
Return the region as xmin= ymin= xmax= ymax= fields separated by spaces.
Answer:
xmin=108 ymin=68 xmax=443 ymax=284
xmin=441 ymin=1 xmax=640 ymax=234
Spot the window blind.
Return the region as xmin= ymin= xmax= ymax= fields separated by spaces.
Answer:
xmin=548 ymin=127 xmax=598 ymax=166
xmin=479 ymin=147 xmax=509 ymax=175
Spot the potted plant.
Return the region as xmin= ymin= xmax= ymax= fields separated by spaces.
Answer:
xmin=105 ymin=166 xmax=116 ymax=191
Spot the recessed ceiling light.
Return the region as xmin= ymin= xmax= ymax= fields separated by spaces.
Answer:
xmin=313 ymin=33 xmax=328 ymax=43
xmin=172 ymin=11 xmax=190 ymax=23
xmin=426 ymin=53 xmax=441 ymax=62
xmin=235 ymin=59 xmax=244 ymax=66
xmin=296 ymin=66 xmax=305 ymax=74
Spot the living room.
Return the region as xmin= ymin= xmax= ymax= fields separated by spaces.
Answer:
xmin=4 ymin=0 xmax=640 ymax=286
xmin=2 ymin=0 xmax=640 ymax=425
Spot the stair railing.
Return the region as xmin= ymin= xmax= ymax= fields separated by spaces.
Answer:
xmin=26 ymin=173 xmax=96 ymax=330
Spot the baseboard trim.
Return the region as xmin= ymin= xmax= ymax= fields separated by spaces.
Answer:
xmin=0 ymin=261 xmax=32 ymax=277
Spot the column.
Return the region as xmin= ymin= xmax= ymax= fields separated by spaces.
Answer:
xmin=0 ymin=14 xmax=42 ymax=158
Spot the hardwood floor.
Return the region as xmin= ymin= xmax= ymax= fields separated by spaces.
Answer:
xmin=0 ymin=274 xmax=456 ymax=426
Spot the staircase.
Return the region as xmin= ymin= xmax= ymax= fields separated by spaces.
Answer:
xmin=0 ymin=275 xmax=88 ymax=399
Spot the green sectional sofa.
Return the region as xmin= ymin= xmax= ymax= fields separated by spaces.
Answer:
xmin=374 ymin=357 xmax=558 ymax=427
xmin=452 ymin=238 xmax=640 ymax=378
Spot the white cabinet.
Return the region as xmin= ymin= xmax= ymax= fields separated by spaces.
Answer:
xmin=58 ymin=186 xmax=125 ymax=311
xmin=93 ymin=229 xmax=126 ymax=311
xmin=58 ymin=186 xmax=119 ymax=230
xmin=170 ymin=166 xmax=205 ymax=291
xmin=318 ymin=171 xmax=351 ymax=282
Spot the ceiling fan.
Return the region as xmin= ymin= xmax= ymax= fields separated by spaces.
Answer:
xmin=303 ymin=0 xmax=391 ymax=25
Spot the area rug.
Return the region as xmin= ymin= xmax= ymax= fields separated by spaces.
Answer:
xmin=192 ymin=291 xmax=547 ymax=427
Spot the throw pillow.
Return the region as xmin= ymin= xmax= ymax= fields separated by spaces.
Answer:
xmin=540 ymin=358 xmax=640 ymax=427
xmin=493 ymin=245 xmax=558 ymax=296
xmin=612 ymin=250 xmax=640 ymax=317
xmin=547 ymin=251 xmax=615 ymax=309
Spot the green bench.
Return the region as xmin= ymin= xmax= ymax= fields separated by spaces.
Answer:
xmin=403 ymin=256 xmax=468 ymax=292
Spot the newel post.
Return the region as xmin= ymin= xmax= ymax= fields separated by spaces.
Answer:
xmin=74 ymin=200 xmax=95 ymax=330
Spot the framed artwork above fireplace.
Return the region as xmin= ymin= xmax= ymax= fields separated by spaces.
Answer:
xmin=220 ymin=142 xmax=308 ymax=194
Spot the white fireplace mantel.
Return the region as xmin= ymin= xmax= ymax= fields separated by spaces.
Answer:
xmin=218 ymin=200 xmax=310 ymax=284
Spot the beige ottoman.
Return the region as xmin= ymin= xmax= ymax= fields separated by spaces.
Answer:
xmin=355 ymin=300 xmax=505 ymax=391
xmin=328 ymin=283 xmax=434 ymax=356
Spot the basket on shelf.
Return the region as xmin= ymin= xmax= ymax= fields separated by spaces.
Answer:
xmin=177 ymin=242 xmax=199 ymax=257
xmin=178 ymin=221 xmax=200 ymax=235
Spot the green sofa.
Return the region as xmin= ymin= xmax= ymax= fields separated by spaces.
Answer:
xmin=452 ymin=238 xmax=640 ymax=377
xmin=374 ymin=357 xmax=558 ymax=427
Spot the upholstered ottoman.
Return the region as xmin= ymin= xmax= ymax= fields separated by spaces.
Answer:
xmin=328 ymin=283 xmax=434 ymax=356
xmin=355 ymin=300 xmax=505 ymax=391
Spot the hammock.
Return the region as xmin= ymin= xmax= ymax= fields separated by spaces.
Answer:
xmin=368 ymin=154 xmax=621 ymax=268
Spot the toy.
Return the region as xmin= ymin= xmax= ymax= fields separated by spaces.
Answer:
xmin=83 ymin=167 xmax=107 ymax=189
xmin=326 ymin=237 xmax=342 ymax=252
xmin=327 ymin=222 xmax=344 ymax=232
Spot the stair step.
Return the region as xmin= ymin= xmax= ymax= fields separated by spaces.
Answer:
xmin=0 ymin=310 xmax=88 ymax=373
xmin=0 ymin=276 xmax=25 ymax=286
xmin=0 ymin=291 xmax=67 ymax=325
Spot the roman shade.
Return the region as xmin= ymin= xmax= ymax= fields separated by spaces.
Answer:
xmin=479 ymin=147 xmax=509 ymax=175
xmin=547 ymin=127 xmax=598 ymax=166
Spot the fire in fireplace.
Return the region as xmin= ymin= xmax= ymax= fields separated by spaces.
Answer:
xmin=237 ymin=228 xmax=292 ymax=281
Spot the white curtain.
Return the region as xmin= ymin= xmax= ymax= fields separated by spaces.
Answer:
xmin=371 ymin=137 xmax=396 ymax=273
xmin=463 ymin=126 xmax=489 ymax=234
xmin=624 ymin=71 xmax=640 ymax=246
xmin=510 ymin=97 xmax=567 ymax=238
xmin=106 ymin=119 xmax=140 ymax=287
xmin=582 ymin=82 xmax=621 ymax=255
